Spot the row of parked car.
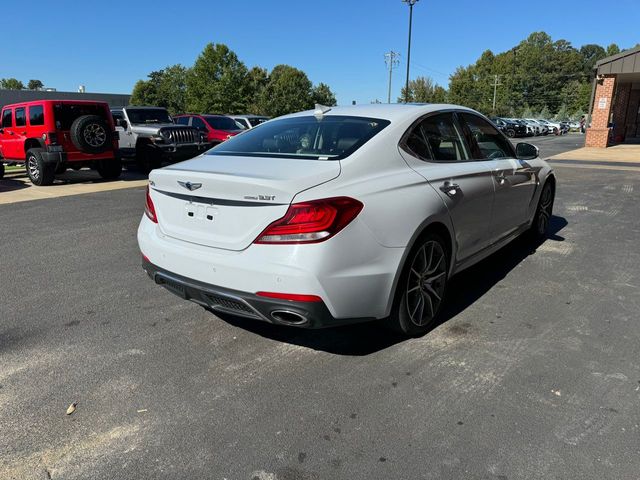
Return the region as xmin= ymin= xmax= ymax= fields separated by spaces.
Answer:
xmin=0 ymin=99 xmax=269 ymax=185
xmin=490 ymin=117 xmax=578 ymax=138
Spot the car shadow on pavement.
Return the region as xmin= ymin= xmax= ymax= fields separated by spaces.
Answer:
xmin=215 ymin=215 xmax=568 ymax=356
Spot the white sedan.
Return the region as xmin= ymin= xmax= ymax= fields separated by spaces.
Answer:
xmin=138 ymin=104 xmax=555 ymax=336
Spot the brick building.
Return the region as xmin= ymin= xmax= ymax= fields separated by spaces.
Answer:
xmin=586 ymin=46 xmax=640 ymax=147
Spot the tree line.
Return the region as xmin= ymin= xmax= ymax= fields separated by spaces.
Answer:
xmin=0 ymin=79 xmax=45 ymax=90
xmin=399 ymin=32 xmax=634 ymax=120
xmin=131 ymin=43 xmax=337 ymax=117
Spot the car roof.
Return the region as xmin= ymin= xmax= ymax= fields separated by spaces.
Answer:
xmin=3 ymin=99 xmax=108 ymax=108
xmin=231 ymin=115 xmax=269 ymax=119
xmin=282 ymin=103 xmax=478 ymax=122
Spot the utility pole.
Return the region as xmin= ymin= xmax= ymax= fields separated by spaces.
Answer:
xmin=385 ymin=51 xmax=400 ymax=104
xmin=491 ymin=74 xmax=502 ymax=114
xmin=402 ymin=0 xmax=419 ymax=103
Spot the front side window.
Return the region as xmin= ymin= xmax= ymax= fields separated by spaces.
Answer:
xmin=15 ymin=108 xmax=26 ymax=127
xmin=2 ymin=109 xmax=13 ymax=128
xmin=175 ymin=116 xmax=190 ymax=126
xmin=204 ymin=115 xmax=242 ymax=131
xmin=458 ymin=113 xmax=515 ymax=160
xmin=29 ymin=105 xmax=44 ymax=126
xmin=191 ymin=117 xmax=207 ymax=131
xmin=208 ymin=115 xmax=390 ymax=160
xmin=405 ymin=112 xmax=468 ymax=162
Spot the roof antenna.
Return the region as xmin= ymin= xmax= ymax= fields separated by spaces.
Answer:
xmin=314 ymin=104 xmax=332 ymax=120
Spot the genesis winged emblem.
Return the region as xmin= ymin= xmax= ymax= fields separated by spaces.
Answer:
xmin=178 ymin=181 xmax=202 ymax=191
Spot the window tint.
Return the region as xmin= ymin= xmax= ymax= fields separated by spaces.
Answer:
xmin=29 ymin=105 xmax=44 ymax=126
xmin=248 ymin=117 xmax=268 ymax=127
xmin=54 ymin=104 xmax=105 ymax=130
xmin=209 ymin=115 xmax=390 ymax=161
xmin=191 ymin=117 xmax=207 ymax=131
xmin=1 ymin=109 xmax=12 ymax=128
xmin=405 ymin=113 xmax=468 ymax=162
xmin=15 ymin=108 xmax=26 ymax=127
xmin=459 ymin=113 xmax=515 ymax=160
xmin=126 ymin=108 xmax=172 ymax=124
xmin=175 ymin=116 xmax=190 ymax=126
xmin=204 ymin=115 xmax=242 ymax=131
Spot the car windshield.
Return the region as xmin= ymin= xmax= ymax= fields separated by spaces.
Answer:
xmin=205 ymin=116 xmax=244 ymax=131
xmin=208 ymin=115 xmax=390 ymax=160
xmin=126 ymin=108 xmax=172 ymax=124
xmin=54 ymin=104 xmax=106 ymax=130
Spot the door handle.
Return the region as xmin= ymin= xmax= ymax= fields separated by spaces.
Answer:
xmin=440 ymin=181 xmax=461 ymax=198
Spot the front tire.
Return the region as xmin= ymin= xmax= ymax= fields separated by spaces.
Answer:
xmin=390 ymin=233 xmax=449 ymax=337
xmin=529 ymin=181 xmax=554 ymax=241
xmin=96 ymin=158 xmax=122 ymax=180
xmin=506 ymin=128 xmax=516 ymax=138
xmin=25 ymin=148 xmax=55 ymax=186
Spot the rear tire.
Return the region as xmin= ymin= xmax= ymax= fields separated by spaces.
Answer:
xmin=389 ymin=233 xmax=449 ymax=337
xmin=55 ymin=163 xmax=67 ymax=174
xmin=96 ymin=158 xmax=122 ymax=180
xmin=25 ymin=148 xmax=55 ymax=186
xmin=506 ymin=129 xmax=516 ymax=138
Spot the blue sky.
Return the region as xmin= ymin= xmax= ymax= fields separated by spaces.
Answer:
xmin=1 ymin=0 xmax=638 ymax=105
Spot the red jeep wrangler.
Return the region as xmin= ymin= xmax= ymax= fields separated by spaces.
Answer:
xmin=0 ymin=100 xmax=120 ymax=186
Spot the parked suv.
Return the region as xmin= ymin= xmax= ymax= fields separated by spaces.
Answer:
xmin=112 ymin=107 xmax=208 ymax=172
xmin=490 ymin=117 xmax=528 ymax=138
xmin=174 ymin=114 xmax=244 ymax=146
xmin=229 ymin=115 xmax=270 ymax=130
xmin=0 ymin=100 xmax=120 ymax=185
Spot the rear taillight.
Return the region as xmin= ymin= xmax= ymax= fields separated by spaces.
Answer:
xmin=254 ymin=197 xmax=363 ymax=244
xmin=42 ymin=132 xmax=58 ymax=144
xmin=145 ymin=185 xmax=158 ymax=223
xmin=256 ymin=291 xmax=322 ymax=302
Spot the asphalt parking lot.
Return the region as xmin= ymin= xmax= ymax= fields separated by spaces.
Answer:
xmin=1 ymin=139 xmax=640 ymax=479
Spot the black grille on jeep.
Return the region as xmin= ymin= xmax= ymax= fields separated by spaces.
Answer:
xmin=165 ymin=128 xmax=196 ymax=144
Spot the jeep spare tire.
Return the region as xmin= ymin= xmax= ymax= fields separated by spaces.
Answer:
xmin=70 ymin=115 xmax=111 ymax=154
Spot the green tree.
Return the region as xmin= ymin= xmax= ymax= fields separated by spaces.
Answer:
xmin=27 ymin=79 xmax=44 ymax=90
xmin=0 ymin=78 xmax=25 ymax=90
xmin=257 ymin=65 xmax=313 ymax=117
xmin=130 ymin=65 xmax=188 ymax=115
xmin=398 ymin=76 xmax=447 ymax=103
xmin=245 ymin=66 xmax=269 ymax=114
xmin=311 ymin=82 xmax=337 ymax=106
xmin=186 ymin=43 xmax=248 ymax=114
xmin=580 ymin=44 xmax=606 ymax=71
xmin=606 ymin=44 xmax=621 ymax=57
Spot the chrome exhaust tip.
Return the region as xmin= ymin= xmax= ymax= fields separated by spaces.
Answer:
xmin=270 ymin=310 xmax=308 ymax=325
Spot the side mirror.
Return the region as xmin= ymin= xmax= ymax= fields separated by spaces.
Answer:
xmin=116 ymin=119 xmax=127 ymax=129
xmin=516 ymin=142 xmax=538 ymax=160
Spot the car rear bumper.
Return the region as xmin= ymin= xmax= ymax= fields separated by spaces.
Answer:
xmin=141 ymin=258 xmax=375 ymax=328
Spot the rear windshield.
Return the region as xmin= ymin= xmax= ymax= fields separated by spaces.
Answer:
xmin=208 ymin=115 xmax=390 ymax=160
xmin=54 ymin=104 xmax=107 ymax=130
xmin=205 ymin=116 xmax=243 ymax=131
xmin=126 ymin=108 xmax=172 ymax=124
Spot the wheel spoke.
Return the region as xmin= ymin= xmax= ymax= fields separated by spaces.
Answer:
xmin=410 ymin=294 xmax=423 ymax=320
xmin=422 ymin=291 xmax=434 ymax=319
xmin=424 ymin=271 xmax=445 ymax=284
xmin=426 ymin=254 xmax=443 ymax=275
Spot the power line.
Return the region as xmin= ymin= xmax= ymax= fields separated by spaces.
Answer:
xmin=384 ymin=51 xmax=401 ymax=104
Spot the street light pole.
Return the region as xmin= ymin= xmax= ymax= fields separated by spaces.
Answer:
xmin=402 ymin=0 xmax=419 ymax=103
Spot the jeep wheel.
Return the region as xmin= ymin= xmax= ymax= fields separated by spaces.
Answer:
xmin=55 ymin=163 xmax=67 ymax=175
xmin=26 ymin=149 xmax=55 ymax=186
xmin=96 ymin=158 xmax=122 ymax=180
xmin=70 ymin=115 xmax=112 ymax=154
xmin=136 ymin=145 xmax=162 ymax=174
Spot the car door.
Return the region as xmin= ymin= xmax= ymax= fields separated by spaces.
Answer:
xmin=399 ymin=111 xmax=496 ymax=262
xmin=0 ymin=107 xmax=20 ymax=160
xmin=458 ymin=112 xmax=537 ymax=242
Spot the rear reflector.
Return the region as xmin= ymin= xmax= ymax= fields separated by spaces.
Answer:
xmin=256 ymin=291 xmax=322 ymax=303
xmin=254 ymin=197 xmax=363 ymax=244
xmin=145 ymin=185 xmax=158 ymax=223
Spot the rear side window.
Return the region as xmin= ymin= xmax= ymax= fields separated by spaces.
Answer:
xmin=209 ymin=115 xmax=390 ymax=160
xmin=29 ymin=105 xmax=44 ymax=126
xmin=15 ymin=108 xmax=26 ymax=127
xmin=405 ymin=113 xmax=468 ymax=162
xmin=2 ymin=109 xmax=12 ymax=128
xmin=54 ymin=104 xmax=105 ymax=130
xmin=459 ymin=113 xmax=515 ymax=160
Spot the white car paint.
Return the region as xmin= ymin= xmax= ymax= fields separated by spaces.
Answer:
xmin=138 ymin=104 xmax=554 ymax=330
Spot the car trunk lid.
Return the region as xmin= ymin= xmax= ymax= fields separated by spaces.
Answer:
xmin=149 ymin=154 xmax=341 ymax=251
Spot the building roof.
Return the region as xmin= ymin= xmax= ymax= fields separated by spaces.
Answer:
xmin=596 ymin=45 xmax=640 ymax=75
